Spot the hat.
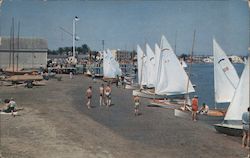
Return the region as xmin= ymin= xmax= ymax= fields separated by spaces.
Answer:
xmin=194 ymin=95 xmax=198 ymax=98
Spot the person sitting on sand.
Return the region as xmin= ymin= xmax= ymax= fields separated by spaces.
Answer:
xmin=242 ymin=107 xmax=250 ymax=148
xmin=199 ymin=103 xmax=209 ymax=115
xmin=134 ymin=95 xmax=140 ymax=116
xmin=86 ymin=86 xmax=92 ymax=109
xmin=99 ymin=84 xmax=105 ymax=106
xmin=191 ymin=95 xmax=199 ymax=121
xmin=3 ymin=98 xmax=16 ymax=116
xmin=105 ymin=84 xmax=112 ymax=107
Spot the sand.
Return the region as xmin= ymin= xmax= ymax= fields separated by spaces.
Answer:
xmin=0 ymin=74 xmax=248 ymax=158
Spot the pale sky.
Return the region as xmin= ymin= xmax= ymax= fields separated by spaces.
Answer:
xmin=0 ymin=0 xmax=249 ymax=55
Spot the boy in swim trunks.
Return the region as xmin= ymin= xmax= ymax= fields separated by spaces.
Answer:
xmin=134 ymin=95 xmax=140 ymax=116
xmin=99 ymin=84 xmax=105 ymax=106
xmin=86 ymin=86 xmax=92 ymax=109
xmin=105 ymin=84 xmax=112 ymax=107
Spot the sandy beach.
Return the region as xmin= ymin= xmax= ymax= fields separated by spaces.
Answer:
xmin=0 ymin=74 xmax=248 ymax=158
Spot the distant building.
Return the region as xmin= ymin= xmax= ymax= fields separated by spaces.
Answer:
xmin=229 ymin=55 xmax=244 ymax=63
xmin=0 ymin=37 xmax=48 ymax=70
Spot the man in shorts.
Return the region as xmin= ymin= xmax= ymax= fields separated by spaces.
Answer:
xmin=105 ymin=84 xmax=112 ymax=107
xmin=134 ymin=95 xmax=140 ymax=116
xmin=242 ymin=107 xmax=250 ymax=148
xmin=86 ymin=86 xmax=92 ymax=109
xmin=99 ymin=84 xmax=105 ymax=106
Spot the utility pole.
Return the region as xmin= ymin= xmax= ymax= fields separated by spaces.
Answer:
xmin=102 ymin=40 xmax=104 ymax=51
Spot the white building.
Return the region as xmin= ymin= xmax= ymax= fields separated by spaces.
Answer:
xmin=0 ymin=37 xmax=48 ymax=70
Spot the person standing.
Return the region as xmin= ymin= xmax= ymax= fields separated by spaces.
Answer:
xmin=242 ymin=107 xmax=250 ymax=148
xmin=134 ymin=95 xmax=140 ymax=116
xmin=105 ymin=84 xmax=112 ymax=107
xmin=86 ymin=86 xmax=92 ymax=109
xmin=69 ymin=71 xmax=73 ymax=79
xmin=191 ymin=95 xmax=199 ymax=121
xmin=116 ymin=75 xmax=119 ymax=87
xmin=99 ymin=84 xmax=105 ymax=106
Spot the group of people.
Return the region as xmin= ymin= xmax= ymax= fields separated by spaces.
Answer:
xmin=85 ymin=82 xmax=141 ymax=116
xmin=191 ymin=95 xmax=209 ymax=121
xmin=85 ymin=83 xmax=112 ymax=109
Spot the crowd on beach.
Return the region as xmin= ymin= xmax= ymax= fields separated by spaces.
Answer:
xmin=85 ymin=79 xmax=140 ymax=116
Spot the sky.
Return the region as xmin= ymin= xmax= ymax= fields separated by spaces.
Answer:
xmin=0 ymin=0 xmax=249 ymax=55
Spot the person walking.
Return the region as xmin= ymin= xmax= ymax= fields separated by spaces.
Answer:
xmin=105 ymin=84 xmax=112 ymax=107
xmin=134 ymin=95 xmax=140 ymax=116
xmin=191 ymin=95 xmax=199 ymax=121
xmin=86 ymin=86 xmax=92 ymax=109
xmin=99 ymin=84 xmax=105 ymax=106
xmin=242 ymin=107 xmax=250 ymax=148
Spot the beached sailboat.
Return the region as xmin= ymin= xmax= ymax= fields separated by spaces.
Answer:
xmin=214 ymin=58 xmax=248 ymax=136
xmin=103 ymin=49 xmax=122 ymax=81
xmin=174 ymin=38 xmax=240 ymax=119
xmin=133 ymin=35 xmax=195 ymax=99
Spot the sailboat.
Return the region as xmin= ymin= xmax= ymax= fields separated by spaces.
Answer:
xmin=214 ymin=58 xmax=249 ymax=136
xmin=133 ymin=35 xmax=195 ymax=99
xmin=213 ymin=39 xmax=239 ymax=105
xmin=103 ymin=49 xmax=122 ymax=81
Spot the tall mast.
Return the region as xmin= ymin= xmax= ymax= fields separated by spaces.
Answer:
xmin=17 ymin=21 xmax=20 ymax=72
xmin=12 ymin=17 xmax=14 ymax=72
xmin=184 ymin=30 xmax=196 ymax=108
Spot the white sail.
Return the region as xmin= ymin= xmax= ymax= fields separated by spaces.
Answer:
xmin=103 ymin=49 xmax=122 ymax=78
xmin=213 ymin=39 xmax=239 ymax=103
xmin=146 ymin=44 xmax=155 ymax=88
xmin=137 ymin=45 xmax=143 ymax=84
xmin=224 ymin=58 xmax=249 ymax=122
xmin=137 ymin=45 xmax=147 ymax=86
xmin=155 ymin=35 xmax=195 ymax=95
xmin=154 ymin=43 xmax=161 ymax=86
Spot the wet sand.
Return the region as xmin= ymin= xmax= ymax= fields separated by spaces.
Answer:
xmin=0 ymin=75 xmax=248 ymax=158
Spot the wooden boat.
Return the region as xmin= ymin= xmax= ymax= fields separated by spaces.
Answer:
xmin=174 ymin=108 xmax=225 ymax=125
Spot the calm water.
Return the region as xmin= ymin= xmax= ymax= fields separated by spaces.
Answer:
xmin=190 ymin=63 xmax=244 ymax=109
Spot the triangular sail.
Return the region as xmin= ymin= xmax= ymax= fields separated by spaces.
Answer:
xmin=154 ymin=43 xmax=161 ymax=86
xmin=146 ymin=44 xmax=155 ymax=88
xmin=155 ymin=35 xmax=195 ymax=95
xmin=224 ymin=58 xmax=249 ymax=123
xmin=137 ymin=45 xmax=147 ymax=86
xmin=137 ymin=45 xmax=143 ymax=84
xmin=213 ymin=39 xmax=240 ymax=103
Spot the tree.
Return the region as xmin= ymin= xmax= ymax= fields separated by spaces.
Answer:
xmin=82 ymin=44 xmax=90 ymax=54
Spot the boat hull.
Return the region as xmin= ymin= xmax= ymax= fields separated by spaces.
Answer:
xmin=132 ymin=89 xmax=186 ymax=99
xmin=174 ymin=109 xmax=224 ymax=125
xmin=214 ymin=124 xmax=242 ymax=136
